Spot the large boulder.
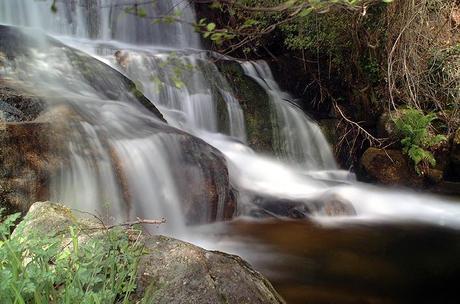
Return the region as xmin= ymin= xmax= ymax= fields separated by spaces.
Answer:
xmin=13 ymin=202 xmax=285 ymax=304
xmin=360 ymin=147 xmax=424 ymax=187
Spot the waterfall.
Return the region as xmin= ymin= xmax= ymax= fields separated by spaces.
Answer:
xmin=1 ymin=1 xmax=460 ymax=231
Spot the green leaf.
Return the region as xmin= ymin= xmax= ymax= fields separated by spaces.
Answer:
xmin=206 ymin=23 xmax=216 ymax=31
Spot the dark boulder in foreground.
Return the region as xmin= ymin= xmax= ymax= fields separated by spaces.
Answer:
xmin=14 ymin=202 xmax=285 ymax=304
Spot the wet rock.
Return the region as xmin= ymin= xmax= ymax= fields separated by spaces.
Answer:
xmin=0 ymin=25 xmax=236 ymax=224
xmin=0 ymin=79 xmax=46 ymax=122
xmin=0 ymin=122 xmax=66 ymax=214
xmin=0 ymin=25 xmax=165 ymax=122
xmin=426 ymin=168 xmax=444 ymax=184
xmin=360 ymin=147 xmax=424 ymax=187
xmin=138 ymin=235 xmax=285 ymax=304
xmin=250 ymin=195 xmax=311 ymax=219
xmin=170 ymin=134 xmax=236 ymax=225
xmin=431 ymin=181 xmax=460 ymax=196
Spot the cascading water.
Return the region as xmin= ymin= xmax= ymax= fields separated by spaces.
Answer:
xmin=241 ymin=61 xmax=336 ymax=170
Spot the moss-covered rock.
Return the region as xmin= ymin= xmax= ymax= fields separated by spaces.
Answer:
xmin=216 ymin=60 xmax=274 ymax=153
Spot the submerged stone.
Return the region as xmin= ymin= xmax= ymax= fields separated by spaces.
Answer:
xmin=248 ymin=192 xmax=355 ymax=219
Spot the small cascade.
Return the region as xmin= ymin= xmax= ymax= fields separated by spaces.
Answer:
xmin=0 ymin=0 xmax=200 ymax=48
xmin=241 ymin=61 xmax=337 ymax=170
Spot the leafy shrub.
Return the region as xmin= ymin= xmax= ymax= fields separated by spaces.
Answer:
xmin=0 ymin=211 xmax=142 ymax=304
xmin=394 ymin=108 xmax=447 ymax=175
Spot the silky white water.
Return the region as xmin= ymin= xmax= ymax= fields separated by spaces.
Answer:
xmin=1 ymin=0 xmax=460 ymax=232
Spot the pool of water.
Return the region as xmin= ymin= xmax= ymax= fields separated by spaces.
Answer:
xmin=192 ymin=218 xmax=460 ymax=304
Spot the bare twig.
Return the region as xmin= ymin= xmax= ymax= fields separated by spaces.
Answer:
xmin=106 ymin=217 xmax=166 ymax=229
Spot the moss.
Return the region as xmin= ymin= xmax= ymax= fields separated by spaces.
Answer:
xmin=216 ymin=60 xmax=274 ymax=153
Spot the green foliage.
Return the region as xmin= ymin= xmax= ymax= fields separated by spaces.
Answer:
xmin=394 ymin=108 xmax=447 ymax=174
xmin=0 ymin=211 xmax=142 ymax=304
xmin=196 ymin=18 xmax=236 ymax=45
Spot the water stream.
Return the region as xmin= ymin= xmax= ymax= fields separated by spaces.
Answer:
xmin=1 ymin=1 xmax=460 ymax=303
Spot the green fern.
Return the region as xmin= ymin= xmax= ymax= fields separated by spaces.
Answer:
xmin=394 ymin=108 xmax=447 ymax=175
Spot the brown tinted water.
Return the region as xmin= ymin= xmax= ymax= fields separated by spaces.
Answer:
xmin=213 ymin=219 xmax=460 ymax=304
